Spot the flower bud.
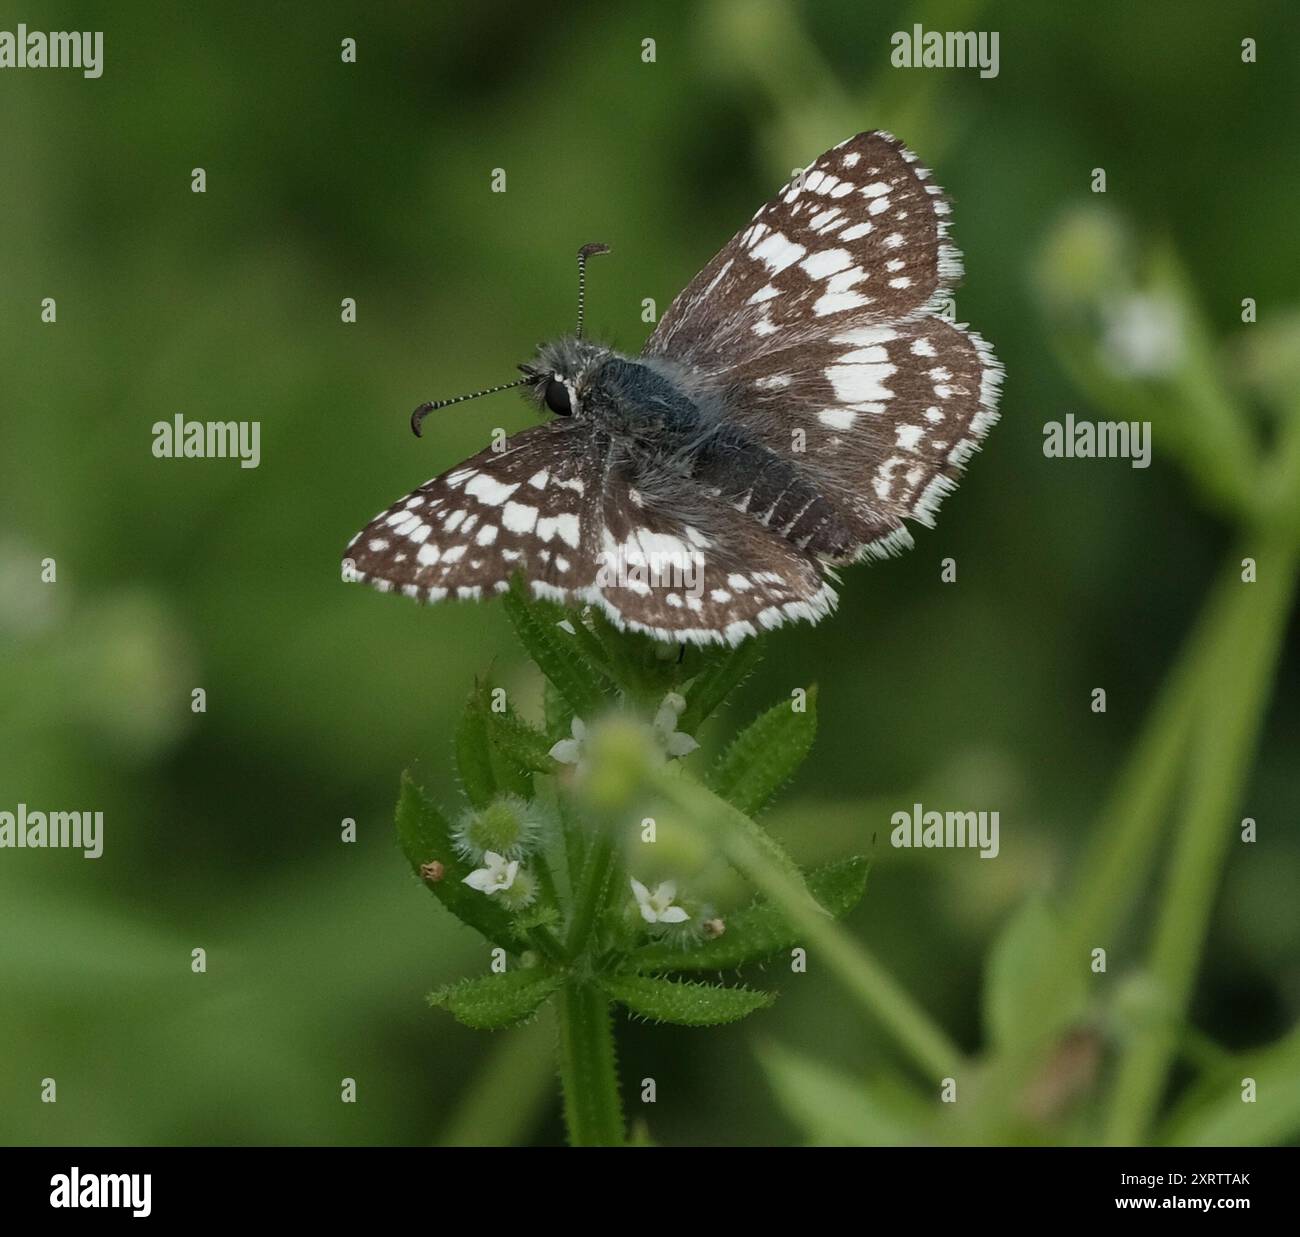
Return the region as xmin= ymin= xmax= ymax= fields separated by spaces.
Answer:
xmin=496 ymin=867 xmax=539 ymax=912
xmin=453 ymin=794 xmax=539 ymax=861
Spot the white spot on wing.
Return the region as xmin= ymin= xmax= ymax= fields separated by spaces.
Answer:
xmin=826 ymin=360 xmax=896 ymax=403
xmin=833 ymin=326 xmax=896 ymax=345
xmin=464 ymin=474 xmax=519 ymax=506
xmin=502 ymin=501 xmax=538 ymax=533
xmin=751 ymin=231 xmax=806 ymax=274
xmin=800 ymin=248 xmax=853 ymax=279
xmin=896 ymin=424 xmax=924 ymax=450
xmin=814 ymin=290 xmax=869 ymax=316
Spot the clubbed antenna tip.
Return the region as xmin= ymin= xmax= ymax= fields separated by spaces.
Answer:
xmin=576 ymin=242 xmax=611 ymax=339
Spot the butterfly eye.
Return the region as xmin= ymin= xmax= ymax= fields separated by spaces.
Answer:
xmin=543 ymin=378 xmax=573 ymax=416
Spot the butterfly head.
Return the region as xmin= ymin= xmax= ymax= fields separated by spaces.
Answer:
xmin=409 ymin=243 xmax=614 ymax=437
xmin=519 ymin=336 xmax=610 ymax=420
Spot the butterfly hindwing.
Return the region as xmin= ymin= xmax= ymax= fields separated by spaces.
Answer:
xmin=588 ymin=459 xmax=837 ymax=643
xmin=689 ymin=315 xmax=1002 ymax=559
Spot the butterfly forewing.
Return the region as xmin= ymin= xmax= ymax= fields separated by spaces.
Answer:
xmin=345 ymin=423 xmax=836 ymax=645
xmin=646 ymin=132 xmax=958 ymax=369
xmin=343 ymin=423 xmax=600 ymax=602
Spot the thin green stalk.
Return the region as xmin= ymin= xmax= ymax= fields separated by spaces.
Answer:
xmin=527 ymin=849 xmax=567 ymax=963
xmin=566 ymin=832 xmax=614 ymax=959
xmin=1061 ymin=559 xmax=1239 ymax=947
xmin=655 ymin=772 xmax=962 ymax=1083
xmin=1105 ymin=541 xmax=1298 ymax=1144
xmin=556 ymin=980 xmax=625 ymax=1146
xmin=556 ymin=810 xmax=624 ymax=1144
xmin=527 ymin=925 xmax=566 ymax=964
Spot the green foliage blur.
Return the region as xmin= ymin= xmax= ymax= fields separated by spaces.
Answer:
xmin=1 ymin=0 xmax=1296 ymax=1146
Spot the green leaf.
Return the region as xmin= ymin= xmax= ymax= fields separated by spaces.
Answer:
xmin=395 ymin=772 xmax=523 ymax=951
xmin=1159 ymin=1022 xmax=1300 ymax=1147
xmin=503 ymin=579 xmax=607 ymax=716
xmin=629 ymin=857 xmax=869 ymax=972
xmin=458 ymin=680 xmax=539 ymax=798
xmin=510 ymin=902 xmax=561 ymax=934
xmin=543 ymin=678 xmax=576 ymax=742
xmin=757 ymin=1040 xmax=926 ymax=1145
xmin=484 ymin=695 xmax=556 ymax=774
xmin=428 ymin=969 xmax=564 ymax=1030
xmin=678 ymin=639 xmax=765 ymax=733
xmin=588 ymin=609 xmax=676 ymax=698
xmin=455 ymin=684 xmax=498 ymax=808
xmin=600 ymin=974 xmax=774 ymax=1026
xmin=983 ymin=895 xmax=1086 ymax=1058
xmin=707 ymin=685 xmax=817 ymax=816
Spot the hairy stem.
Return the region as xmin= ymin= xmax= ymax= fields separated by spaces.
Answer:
xmin=556 ymin=980 xmax=625 ymax=1146
xmin=566 ymin=831 xmax=615 ymax=959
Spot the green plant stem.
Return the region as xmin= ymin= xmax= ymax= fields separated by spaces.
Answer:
xmin=655 ymin=773 xmax=962 ymax=1083
xmin=566 ymin=831 xmax=614 ymax=959
xmin=1061 ymin=560 xmax=1238 ymax=948
xmin=1104 ymin=539 xmax=1298 ymax=1144
xmin=526 ymin=925 xmax=566 ymax=964
xmin=556 ymin=980 xmax=625 ymax=1146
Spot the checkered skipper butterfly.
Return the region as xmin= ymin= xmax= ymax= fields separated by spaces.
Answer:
xmin=342 ymin=131 xmax=1002 ymax=644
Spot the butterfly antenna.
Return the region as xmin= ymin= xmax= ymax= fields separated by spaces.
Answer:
xmin=575 ymin=242 xmax=610 ymax=340
xmin=410 ymin=376 xmax=530 ymax=437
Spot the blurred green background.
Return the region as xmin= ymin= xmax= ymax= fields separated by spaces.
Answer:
xmin=2 ymin=0 xmax=1297 ymax=1146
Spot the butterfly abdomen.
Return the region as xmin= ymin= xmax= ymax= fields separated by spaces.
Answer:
xmin=688 ymin=424 xmax=857 ymax=558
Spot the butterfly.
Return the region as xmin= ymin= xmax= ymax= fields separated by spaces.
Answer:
xmin=342 ymin=131 xmax=1001 ymax=645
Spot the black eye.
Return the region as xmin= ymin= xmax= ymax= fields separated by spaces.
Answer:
xmin=543 ymin=378 xmax=572 ymax=416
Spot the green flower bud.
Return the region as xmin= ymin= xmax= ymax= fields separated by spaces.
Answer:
xmin=453 ymin=794 xmax=539 ymax=862
xmin=497 ymin=867 xmax=539 ymax=912
xmin=580 ymin=715 xmax=660 ymax=812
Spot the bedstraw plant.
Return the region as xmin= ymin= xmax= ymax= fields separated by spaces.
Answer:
xmin=396 ymin=580 xmax=868 ymax=1146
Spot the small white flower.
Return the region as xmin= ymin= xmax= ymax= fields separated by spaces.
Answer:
xmin=652 ymin=691 xmax=698 ymax=759
xmin=548 ymin=715 xmax=587 ymax=766
xmin=631 ymin=877 xmax=690 ymax=925
xmin=463 ymin=850 xmax=518 ymax=895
